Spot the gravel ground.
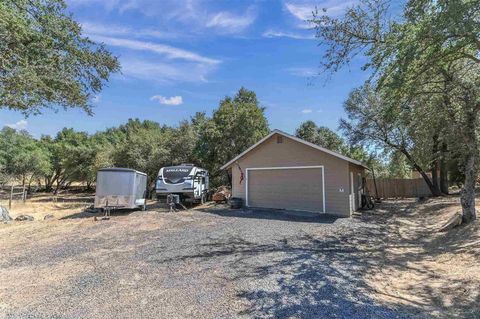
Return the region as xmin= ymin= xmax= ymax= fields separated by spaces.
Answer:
xmin=0 ymin=204 xmax=443 ymax=319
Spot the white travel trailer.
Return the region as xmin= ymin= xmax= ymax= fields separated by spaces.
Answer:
xmin=155 ymin=164 xmax=209 ymax=204
xmin=94 ymin=168 xmax=148 ymax=210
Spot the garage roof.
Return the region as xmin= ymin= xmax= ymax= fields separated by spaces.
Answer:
xmin=221 ymin=129 xmax=368 ymax=170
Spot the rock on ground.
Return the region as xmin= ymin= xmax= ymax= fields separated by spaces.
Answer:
xmin=0 ymin=206 xmax=12 ymax=222
xmin=14 ymin=215 xmax=34 ymax=222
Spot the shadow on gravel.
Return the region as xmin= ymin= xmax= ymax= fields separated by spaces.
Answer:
xmin=234 ymin=237 xmax=422 ymax=319
xmin=60 ymin=208 xmax=140 ymax=219
xmin=197 ymin=207 xmax=339 ymax=224
xmin=155 ymin=200 xmax=479 ymax=318
xmin=152 ymin=228 xmax=425 ymax=319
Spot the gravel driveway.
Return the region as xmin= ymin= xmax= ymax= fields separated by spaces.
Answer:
xmin=1 ymin=205 xmax=432 ymax=319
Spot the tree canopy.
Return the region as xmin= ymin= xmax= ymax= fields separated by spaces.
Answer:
xmin=0 ymin=88 xmax=271 ymax=191
xmin=312 ymin=0 xmax=480 ymax=222
xmin=0 ymin=0 xmax=120 ymax=115
xmin=196 ymin=87 xmax=270 ymax=185
xmin=295 ymin=121 xmax=346 ymax=153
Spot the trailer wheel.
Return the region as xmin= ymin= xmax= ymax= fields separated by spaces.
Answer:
xmin=366 ymin=201 xmax=374 ymax=210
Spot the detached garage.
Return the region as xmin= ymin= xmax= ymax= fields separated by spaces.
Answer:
xmin=221 ymin=130 xmax=367 ymax=217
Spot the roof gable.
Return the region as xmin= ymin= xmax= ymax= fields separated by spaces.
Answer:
xmin=220 ymin=129 xmax=367 ymax=170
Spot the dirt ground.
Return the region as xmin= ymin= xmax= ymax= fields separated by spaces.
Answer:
xmin=357 ymin=196 xmax=480 ymax=318
xmin=0 ymin=193 xmax=479 ymax=318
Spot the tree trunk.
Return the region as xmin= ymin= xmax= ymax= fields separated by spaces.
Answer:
xmin=460 ymin=108 xmax=477 ymax=223
xmin=461 ymin=151 xmax=476 ymax=223
xmin=431 ymin=164 xmax=439 ymax=192
xmin=431 ymin=134 xmax=441 ymax=193
xmin=440 ymin=141 xmax=449 ymax=194
xmin=44 ymin=174 xmax=57 ymax=192
xmin=401 ymin=149 xmax=441 ymax=196
xmin=371 ymin=166 xmax=380 ymax=199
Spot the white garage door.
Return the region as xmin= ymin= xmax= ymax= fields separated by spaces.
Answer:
xmin=246 ymin=166 xmax=325 ymax=213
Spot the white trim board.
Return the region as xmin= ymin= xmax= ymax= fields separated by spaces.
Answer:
xmin=357 ymin=172 xmax=362 ymax=208
xmin=221 ymin=129 xmax=367 ymax=170
xmin=245 ymin=166 xmax=326 ymax=214
xmin=350 ymin=172 xmax=354 ymax=216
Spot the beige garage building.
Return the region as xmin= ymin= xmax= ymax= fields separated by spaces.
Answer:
xmin=221 ymin=130 xmax=367 ymax=217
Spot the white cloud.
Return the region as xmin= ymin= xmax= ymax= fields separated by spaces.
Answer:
xmin=81 ymin=22 xmax=174 ymax=40
xmin=73 ymin=1 xmax=256 ymax=35
xmin=284 ymin=1 xmax=357 ymax=28
xmin=285 ymin=2 xmax=316 ymax=29
xmin=120 ymin=58 xmax=216 ymax=83
xmin=82 ymin=21 xmax=221 ymax=84
xmin=262 ymin=29 xmax=314 ymax=40
xmin=6 ymin=120 xmax=28 ymax=130
xmin=206 ymin=7 xmax=257 ymax=33
xmin=301 ymin=109 xmax=313 ymax=114
xmin=92 ymin=94 xmax=101 ymax=103
xmin=150 ymin=95 xmax=183 ymax=105
xmin=90 ymin=35 xmax=221 ymax=65
xmin=285 ymin=3 xmax=315 ymax=21
xmin=287 ymin=67 xmax=317 ymax=77
xmin=69 ymin=0 xmax=122 ymax=10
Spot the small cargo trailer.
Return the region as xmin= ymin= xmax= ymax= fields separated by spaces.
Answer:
xmin=94 ymin=168 xmax=148 ymax=211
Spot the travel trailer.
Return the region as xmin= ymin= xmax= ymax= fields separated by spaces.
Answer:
xmin=94 ymin=168 xmax=148 ymax=211
xmin=155 ymin=164 xmax=209 ymax=204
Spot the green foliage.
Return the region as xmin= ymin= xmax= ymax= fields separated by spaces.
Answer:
xmin=110 ymin=119 xmax=172 ymax=189
xmin=40 ymin=128 xmax=97 ymax=190
xmin=196 ymin=87 xmax=270 ymax=185
xmin=295 ymin=121 xmax=347 ymax=154
xmin=387 ymin=151 xmax=412 ymax=178
xmin=0 ymin=127 xmax=51 ymax=184
xmin=0 ymin=87 xmax=271 ymax=190
xmin=313 ymin=0 xmax=480 ymax=218
xmin=0 ymin=0 xmax=120 ymax=115
xmin=294 ymin=120 xmax=372 ymax=164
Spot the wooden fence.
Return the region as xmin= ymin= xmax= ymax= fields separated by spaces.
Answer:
xmin=0 ymin=185 xmax=27 ymax=209
xmin=365 ymin=178 xmax=432 ymax=198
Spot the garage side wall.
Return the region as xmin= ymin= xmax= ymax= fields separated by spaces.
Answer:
xmin=348 ymin=163 xmax=366 ymax=212
xmin=231 ymin=133 xmax=351 ymax=216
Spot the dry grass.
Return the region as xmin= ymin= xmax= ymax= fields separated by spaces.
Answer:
xmin=1 ymin=193 xmax=479 ymax=318
xmin=0 ymin=192 xmax=93 ymax=221
xmin=363 ymin=196 xmax=480 ymax=318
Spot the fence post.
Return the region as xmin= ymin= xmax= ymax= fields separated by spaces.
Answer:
xmin=9 ymin=185 xmax=13 ymax=209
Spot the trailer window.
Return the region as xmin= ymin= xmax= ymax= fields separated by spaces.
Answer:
xmin=163 ymin=166 xmax=193 ymax=184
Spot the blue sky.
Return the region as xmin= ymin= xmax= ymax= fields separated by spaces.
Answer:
xmin=1 ymin=0 xmax=371 ymax=137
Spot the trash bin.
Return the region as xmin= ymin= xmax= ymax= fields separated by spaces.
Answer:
xmin=229 ymin=197 xmax=243 ymax=209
